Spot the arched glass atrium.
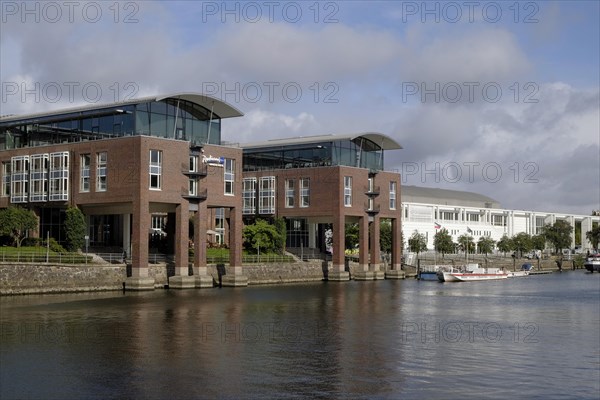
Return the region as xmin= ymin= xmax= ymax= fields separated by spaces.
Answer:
xmin=242 ymin=133 xmax=402 ymax=172
xmin=0 ymin=94 xmax=243 ymax=150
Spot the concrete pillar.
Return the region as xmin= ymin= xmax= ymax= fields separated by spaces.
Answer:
xmin=193 ymin=202 xmax=213 ymax=288
xmin=222 ymin=207 xmax=247 ymax=286
xmin=354 ymin=215 xmax=372 ymax=280
xmin=370 ymin=215 xmax=384 ymax=279
xmin=329 ymin=212 xmax=349 ymax=281
xmin=308 ymin=222 xmax=317 ymax=248
xmin=169 ymin=202 xmax=195 ymax=289
xmin=125 ymin=199 xmax=154 ymax=290
xmin=386 ymin=217 xmax=405 ymax=279
xmin=582 ymin=217 xmax=593 ymax=250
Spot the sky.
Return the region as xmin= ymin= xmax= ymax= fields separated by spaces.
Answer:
xmin=1 ymin=0 xmax=599 ymax=215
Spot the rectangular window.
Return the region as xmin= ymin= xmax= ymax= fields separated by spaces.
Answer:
xmin=344 ymin=176 xmax=352 ymax=207
xmin=224 ymin=158 xmax=235 ymax=195
xmin=1 ymin=161 xmax=10 ymax=197
xmin=80 ymin=154 xmax=91 ymax=193
xmin=149 ymin=150 xmax=162 ymax=190
xmin=189 ymin=155 xmax=198 ymax=172
xmin=49 ymin=152 xmax=69 ymax=201
xmin=259 ymin=176 xmax=276 ymax=214
xmin=389 ymin=181 xmax=397 ymax=210
xmin=242 ymin=177 xmax=257 ymax=215
xmin=11 ymin=155 xmax=29 ymax=203
xmin=30 ymin=154 xmax=49 ymax=202
xmin=97 ymin=152 xmax=107 ymax=192
xmin=285 ymin=179 xmax=295 ymax=208
xmin=189 ymin=179 xmax=198 ymax=196
xmin=300 ymin=178 xmax=310 ymax=208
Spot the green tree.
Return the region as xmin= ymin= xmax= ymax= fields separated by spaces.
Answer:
xmin=511 ymin=232 xmax=533 ymax=258
xmin=408 ymin=231 xmax=427 ymax=256
xmin=0 ymin=206 xmax=38 ymax=247
xmin=242 ymin=219 xmax=282 ymax=254
xmin=64 ymin=206 xmax=87 ymax=251
xmin=457 ymin=234 xmax=475 ymax=259
xmin=434 ymin=228 xmax=454 ymax=258
xmin=497 ymin=234 xmax=512 ymax=257
xmin=380 ymin=220 xmax=392 ymax=254
xmin=531 ymin=234 xmax=546 ymax=251
xmin=477 ymin=236 xmax=496 ymax=256
xmin=345 ymin=223 xmax=360 ymax=250
xmin=541 ymin=220 xmax=573 ymax=254
xmin=273 ymin=217 xmax=287 ymax=254
xmin=586 ymin=225 xmax=600 ymax=250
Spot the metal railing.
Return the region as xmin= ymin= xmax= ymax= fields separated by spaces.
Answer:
xmin=0 ymin=249 xmax=93 ymax=264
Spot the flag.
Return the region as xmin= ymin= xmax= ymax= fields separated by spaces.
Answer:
xmin=434 ymin=222 xmax=441 ymax=230
xmin=467 ymin=227 xmax=473 ymax=234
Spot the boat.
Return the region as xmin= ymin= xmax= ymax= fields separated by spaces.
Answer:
xmin=507 ymin=263 xmax=533 ymax=278
xmin=437 ymin=263 xmax=509 ymax=282
xmin=418 ymin=264 xmax=453 ymax=281
xmin=584 ymin=254 xmax=600 ymax=273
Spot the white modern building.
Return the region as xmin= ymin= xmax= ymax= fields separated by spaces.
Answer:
xmin=401 ymin=186 xmax=599 ymax=252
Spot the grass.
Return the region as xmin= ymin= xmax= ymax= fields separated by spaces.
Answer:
xmin=0 ymin=246 xmax=93 ymax=264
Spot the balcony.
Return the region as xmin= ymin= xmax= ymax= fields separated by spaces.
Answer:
xmin=183 ymin=188 xmax=208 ymax=202
xmin=183 ymin=163 xmax=208 ymax=177
xmin=365 ymin=202 xmax=381 ymax=214
xmin=364 ymin=185 xmax=380 ymax=196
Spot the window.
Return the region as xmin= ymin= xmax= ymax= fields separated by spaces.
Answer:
xmin=344 ymin=176 xmax=352 ymax=207
xmin=49 ymin=152 xmax=69 ymax=201
xmin=1 ymin=162 xmax=10 ymax=197
xmin=97 ymin=152 xmax=107 ymax=191
xmin=11 ymin=155 xmax=29 ymax=203
xmin=189 ymin=179 xmax=198 ymax=196
xmin=242 ymin=177 xmax=257 ymax=215
xmin=259 ymin=176 xmax=276 ymax=214
xmin=389 ymin=181 xmax=396 ymax=210
xmin=224 ymin=158 xmax=235 ymax=195
xmin=149 ymin=150 xmax=162 ymax=190
xmin=80 ymin=154 xmax=91 ymax=193
xmin=285 ymin=179 xmax=295 ymax=208
xmin=29 ymin=154 xmax=48 ymax=202
xmin=300 ymin=178 xmax=310 ymax=208
xmin=189 ymin=155 xmax=198 ymax=172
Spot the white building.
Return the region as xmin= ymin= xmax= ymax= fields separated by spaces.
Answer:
xmin=401 ymin=186 xmax=599 ymax=252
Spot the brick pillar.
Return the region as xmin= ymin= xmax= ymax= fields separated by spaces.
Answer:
xmin=329 ymin=212 xmax=350 ymax=281
xmin=386 ymin=217 xmax=405 ymax=279
xmin=194 ymin=201 xmax=212 ymax=288
xmin=369 ymin=215 xmax=381 ymax=270
xmin=126 ymin=199 xmax=154 ymax=290
xmin=222 ymin=206 xmax=247 ymax=286
xmin=358 ymin=216 xmax=369 ymax=270
xmin=169 ymin=202 xmax=195 ymax=289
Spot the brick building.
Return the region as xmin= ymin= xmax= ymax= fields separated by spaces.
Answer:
xmin=0 ymin=93 xmax=247 ymax=289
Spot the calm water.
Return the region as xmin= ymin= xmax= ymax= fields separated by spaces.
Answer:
xmin=1 ymin=271 xmax=599 ymax=400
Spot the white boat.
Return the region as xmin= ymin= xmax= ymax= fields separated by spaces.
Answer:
xmin=418 ymin=264 xmax=453 ymax=281
xmin=437 ymin=263 xmax=509 ymax=282
xmin=584 ymin=254 xmax=600 ymax=273
xmin=507 ymin=263 xmax=533 ymax=278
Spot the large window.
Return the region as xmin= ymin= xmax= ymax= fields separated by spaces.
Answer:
xmin=285 ymin=179 xmax=295 ymax=208
xmin=149 ymin=150 xmax=162 ymax=190
xmin=259 ymin=176 xmax=276 ymax=214
xmin=189 ymin=155 xmax=198 ymax=172
xmin=96 ymin=152 xmax=107 ymax=191
xmin=11 ymin=155 xmax=29 ymax=203
xmin=1 ymin=162 xmax=10 ymax=197
xmin=189 ymin=179 xmax=198 ymax=196
xmin=224 ymin=158 xmax=235 ymax=195
xmin=80 ymin=154 xmax=91 ymax=193
xmin=344 ymin=176 xmax=352 ymax=207
xmin=242 ymin=177 xmax=257 ymax=215
xmin=300 ymin=178 xmax=310 ymax=208
xmin=389 ymin=181 xmax=397 ymax=210
xmin=49 ymin=152 xmax=69 ymax=201
xmin=30 ymin=154 xmax=49 ymax=202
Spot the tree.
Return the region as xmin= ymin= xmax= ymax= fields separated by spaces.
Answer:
xmin=242 ymin=219 xmax=283 ymax=254
xmin=531 ymin=234 xmax=546 ymax=251
xmin=273 ymin=217 xmax=286 ymax=254
xmin=64 ymin=206 xmax=87 ymax=252
xmin=345 ymin=223 xmax=360 ymax=251
xmin=586 ymin=225 xmax=600 ymax=250
xmin=497 ymin=234 xmax=512 ymax=257
xmin=0 ymin=206 xmax=38 ymax=248
xmin=511 ymin=232 xmax=533 ymax=258
xmin=434 ymin=229 xmax=454 ymax=258
xmin=408 ymin=231 xmax=427 ymax=256
xmin=477 ymin=236 xmax=496 ymax=256
xmin=380 ymin=220 xmax=392 ymax=254
xmin=541 ymin=220 xmax=573 ymax=254
xmin=457 ymin=234 xmax=475 ymax=259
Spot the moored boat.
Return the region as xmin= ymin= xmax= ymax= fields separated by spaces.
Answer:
xmin=437 ymin=263 xmax=508 ymax=282
xmin=507 ymin=263 xmax=533 ymax=278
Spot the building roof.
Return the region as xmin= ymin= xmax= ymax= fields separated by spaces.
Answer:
xmin=240 ymin=132 xmax=403 ymax=150
xmin=0 ymin=92 xmax=244 ymax=123
xmin=402 ymin=185 xmax=501 ymax=208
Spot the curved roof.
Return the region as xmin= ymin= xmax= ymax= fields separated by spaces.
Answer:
xmin=0 ymin=92 xmax=243 ymax=123
xmin=241 ymin=132 xmax=402 ymax=150
xmin=402 ymin=185 xmax=501 ymax=208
